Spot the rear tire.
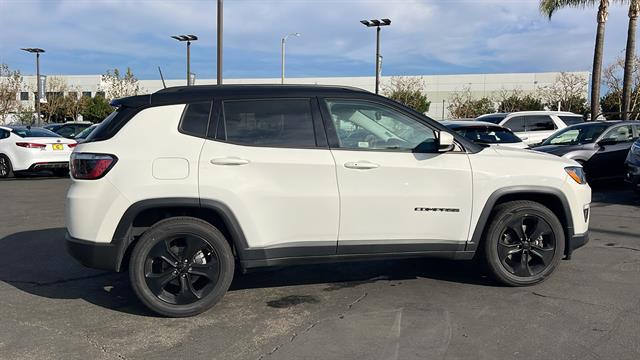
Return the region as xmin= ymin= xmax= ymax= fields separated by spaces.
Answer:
xmin=129 ymin=217 xmax=235 ymax=317
xmin=0 ymin=155 xmax=14 ymax=178
xmin=482 ymin=201 xmax=564 ymax=286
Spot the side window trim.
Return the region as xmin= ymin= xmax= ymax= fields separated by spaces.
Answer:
xmin=213 ymin=97 xmax=324 ymax=149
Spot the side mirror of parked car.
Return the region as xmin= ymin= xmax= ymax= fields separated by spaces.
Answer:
xmin=597 ymin=138 xmax=617 ymax=148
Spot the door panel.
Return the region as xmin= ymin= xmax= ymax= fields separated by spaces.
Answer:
xmin=321 ymin=98 xmax=473 ymax=246
xmin=199 ymin=98 xmax=339 ymax=251
xmin=588 ymin=125 xmax=635 ymax=179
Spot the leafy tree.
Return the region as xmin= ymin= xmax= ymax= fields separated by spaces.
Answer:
xmin=40 ymin=76 xmax=70 ymax=123
xmin=600 ymin=90 xmax=623 ymax=119
xmin=0 ymin=63 xmax=23 ymax=124
xmin=540 ymin=0 xmax=627 ymax=119
xmin=448 ymin=87 xmax=495 ymax=118
xmin=382 ymin=76 xmax=431 ymax=113
xmin=100 ymin=68 xmax=142 ymax=100
xmin=498 ymin=93 xmax=544 ymax=112
xmin=603 ymin=55 xmax=640 ymax=119
xmin=80 ymin=95 xmax=113 ymax=123
xmin=538 ymin=72 xmax=589 ymax=113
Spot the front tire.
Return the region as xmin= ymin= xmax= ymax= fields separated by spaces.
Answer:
xmin=129 ymin=217 xmax=235 ymax=317
xmin=0 ymin=155 xmax=14 ymax=178
xmin=482 ymin=201 xmax=565 ymax=286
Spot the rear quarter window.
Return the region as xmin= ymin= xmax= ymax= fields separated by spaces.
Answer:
xmin=179 ymin=102 xmax=212 ymax=138
xmin=85 ymin=107 xmax=138 ymax=143
xmin=558 ymin=115 xmax=585 ymax=126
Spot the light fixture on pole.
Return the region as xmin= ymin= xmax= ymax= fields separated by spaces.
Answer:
xmin=171 ymin=35 xmax=198 ymax=86
xmin=360 ymin=18 xmax=391 ymax=94
xmin=281 ymin=33 xmax=301 ymax=84
xmin=20 ymin=48 xmax=45 ymax=125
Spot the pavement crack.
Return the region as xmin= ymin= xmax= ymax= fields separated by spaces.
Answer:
xmin=347 ymin=292 xmax=368 ymax=310
xmin=532 ymin=291 xmax=613 ymax=309
xmin=0 ymin=272 xmax=111 ymax=287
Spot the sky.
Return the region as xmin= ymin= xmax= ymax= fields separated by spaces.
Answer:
xmin=0 ymin=0 xmax=634 ymax=80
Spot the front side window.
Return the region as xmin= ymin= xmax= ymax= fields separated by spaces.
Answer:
xmin=180 ymin=102 xmax=212 ymax=138
xmin=324 ymin=99 xmax=435 ymax=151
xmin=222 ymin=99 xmax=316 ymax=148
xmin=601 ymin=125 xmax=634 ymax=143
xmin=526 ymin=115 xmax=556 ymax=131
xmin=503 ymin=116 xmax=526 ymax=132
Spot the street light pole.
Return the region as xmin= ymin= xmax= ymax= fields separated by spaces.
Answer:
xmin=281 ymin=33 xmax=301 ymax=84
xmin=217 ymin=0 xmax=223 ymax=85
xmin=360 ymin=19 xmax=391 ymax=94
xmin=171 ymin=35 xmax=198 ymax=86
xmin=20 ymin=48 xmax=45 ymax=126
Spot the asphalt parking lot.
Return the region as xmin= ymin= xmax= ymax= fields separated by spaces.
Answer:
xmin=0 ymin=176 xmax=639 ymax=360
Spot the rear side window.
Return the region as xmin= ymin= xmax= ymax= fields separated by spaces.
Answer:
xmin=222 ymin=99 xmax=316 ymax=148
xmin=526 ymin=115 xmax=556 ymax=131
xmin=558 ymin=115 xmax=584 ymax=126
xmin=504 ymin=116 xmax=525 ymax=132
xmin=180 ymin=102 xmax=212 ymax=138
xmin=0 ymin=129 xmax=9 ymax=139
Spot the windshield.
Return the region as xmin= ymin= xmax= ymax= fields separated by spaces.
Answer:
xmin=475 ymin=114 xmax=506 ymax=124
xmin=455 ymin=125 xmax=521 ymax=144
xmin=542 ymin=123 xmax=610 ymax=145
xmin=558 ymin=115 xmax=585 ymax=126
xmin=11 ymin=127 xmax=61 ymax=138
xmin=74 ymin=125 xmax=97 ymax=139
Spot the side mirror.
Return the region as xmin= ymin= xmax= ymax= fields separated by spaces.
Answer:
xmin=597 ymin=138 xmax=617 ymax=147
xmin=438 ymin=131 xmax=455 ymax=152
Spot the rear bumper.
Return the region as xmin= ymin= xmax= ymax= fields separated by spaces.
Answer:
xmin=65 ymin=233 xmax=124 ymax=271
xmin=28 ymin=162 xmax=68 ymax=170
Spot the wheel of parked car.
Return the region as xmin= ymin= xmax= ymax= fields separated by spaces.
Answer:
xmin=129 ymin=217 xmax=235 ymax=317
xmin=0 ymin=154 xmax=14 ymax=178
xmin=482 ymin=200 xmax=565 ymax=286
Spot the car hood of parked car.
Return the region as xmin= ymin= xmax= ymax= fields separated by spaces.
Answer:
xmin=533 ymin=144 xmax=589 ymax=156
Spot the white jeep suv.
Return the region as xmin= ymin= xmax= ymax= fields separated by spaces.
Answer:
xmin=66 ymin=85 xmax=591 ymax=317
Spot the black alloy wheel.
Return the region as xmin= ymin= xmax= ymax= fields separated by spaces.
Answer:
xmin=497 ymin=215 xmax=556 ymax=277
xmin=144 ymin=234 xmax=220 ymax=305
xmin=129 ymin=217 xmax=235 ymax=317
xmin=0 ymin=155 xmax=13 ymax=178
xmin=482 ymin=200 xmax=565 ymax=286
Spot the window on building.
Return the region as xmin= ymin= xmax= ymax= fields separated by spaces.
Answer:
xmin=82 ymin=91 xmax=92 ymax=98
xmin=95 ymin=91 xmax=106 ymax=98
xmin=68 ymin=92 xmax=78 ymax=99
xmin=222 ymin=99 xmax=316 ymax=148
xmin=20 ymin=92 xmax=29 ymax=101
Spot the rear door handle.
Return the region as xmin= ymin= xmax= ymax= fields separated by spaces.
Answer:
xmin=210 ymin=157 xmax=250 ymax=166
xmin=344 ymin=161 xmax=379 ymax=170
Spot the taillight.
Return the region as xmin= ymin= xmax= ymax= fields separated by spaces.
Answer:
xmin=16 ymin=142 xmax=46 ymax=149
xmin=68 ymin=143 xmax=77 ymax=148
xmin=70 ymin=153 xmax=117 ymax=180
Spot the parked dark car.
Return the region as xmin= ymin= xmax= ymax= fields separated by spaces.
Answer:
xmin=72 ymin=123 xmax=99 ymax=143
xmin=625 ymin=138 xmax=640 ymax=193
xmin=534 ymin=121 xmax=640 ymax=181
xmin=442 ymin=120 xmax=528 ymax=149
xmin=44 ymin=122 xmax=92 ymax=139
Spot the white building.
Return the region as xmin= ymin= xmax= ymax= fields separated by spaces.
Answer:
xmin=5 ymin=71 xmax=589 ymax=123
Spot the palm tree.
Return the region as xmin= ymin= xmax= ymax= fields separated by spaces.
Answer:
xmin=540 ymin=0 xmax=625 ymax=120
xmin=622 ymin=0 xmax=639 ymax=120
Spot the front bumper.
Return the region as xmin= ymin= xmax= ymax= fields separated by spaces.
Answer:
xmin=625 ymin=163 xmax=640 ymax=187
xmin=566 ymin=231 xmax=589 ymax=259
xmin=65 ymin=233 xmax=124 ymax=271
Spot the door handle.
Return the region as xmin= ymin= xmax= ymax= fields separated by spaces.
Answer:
xmin=210 ymin=157 xmax=250 ymax=166
xmin=344 ymin=161 xmax=379 ymax=170
xmin=520 ymin=136 xmax=529 ymax=140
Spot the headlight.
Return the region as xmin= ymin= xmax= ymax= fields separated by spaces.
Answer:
xmin=565 ymin=166 xmax=587 ymax=184
xmin=631 ymin=142 xmax=640 ymax=155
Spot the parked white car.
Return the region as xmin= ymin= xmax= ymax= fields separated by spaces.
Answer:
xmin=476 ymin=111 xmax=584 ymax=146
xmin=0 ymin=125 xmax=77 ymax=178
xmin=66 ymin=85 xmax=591 ymax=317
xmin=442 ymin=120 xmax=528 ymax=149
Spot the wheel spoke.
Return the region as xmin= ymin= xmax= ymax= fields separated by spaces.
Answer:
xmin=148 ymin=240 xmax=179 ymax=267
xmin=146 ymin=269 xmax=176 ymax=295
xmin=514 ymin=251 xmax=532 ymax=277
xmin=507 ymin=217 xmax=526 ymax=241
xmin=182 ymin=237 xmax=206 ymax=262
xmin=530 ymin=246 xmax=555 ymax=266
xmin=189 ymin=260 xmax=220 ymax=283
xmin=529 ymin=219 xmax=552 ymax=242
xmin=497 ymin=242 xmax=521 ymax=261
xmin=176 ymin=275 xmax=201 ymax=303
